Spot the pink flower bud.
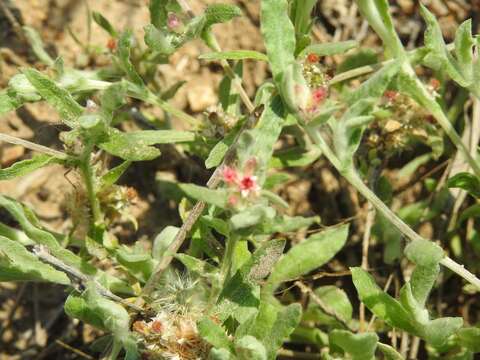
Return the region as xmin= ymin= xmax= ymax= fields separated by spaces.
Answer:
xmin=228 ymin=194 xmax=239 ymax=206
xmin=311 ymin=87 xmax=328 ymax=105
xmin=167 ymin=13 xmax=180 ymax=29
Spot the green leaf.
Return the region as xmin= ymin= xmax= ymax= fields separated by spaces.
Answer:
xmin=404 ymin=239 xmax=444 ymax=267
xmin=0 ymin=195 xmax=83 ymax=269
xmin=420 ymin=4 xmax=470 ymax=88
xmin=179 ymin=183 xmax=228 ymax=208
xmin=99 ymin=129 xmax=194 ymax=161
xmin=148 ymin=0 xmax=167 ymax=28
xmin=117 ymin=31 xmax=144 ymax=86
xmin=377 ymin=343 xmax=405 ymax=360
xmin=330 ymin=330 xmax=378 ymax=360
xmin=409 ymin=265 xmax=440 ymax=308
xmin=264 ymin=303 xmax=302 ymax=359
xmin=23 ymin=68 xmax=83 ymax=127
xmin=0 ymin=90 xmax=22 ymax=115
xmin=198 ymin=317 xmax=233 ymax=350
xmin=305 ymin=285 xmax=353 ymax=326
xmin=346 ymin=60 xmax=401 ymax=105
xmin=447 ymin=172 xmax=480 ymax=198
xmin=260 ymin=0 xmax=296 ymax=79
xmin=144 ymin=24 xmax=176 ymax=55
xmin=175 ymin=254 xmax=217 ymax=277
xmin=424 ymin=317 xmax=463 ymax=347
xmin=0 ymin=155 xmax=60 ymax=181
xmin=454 ymin=20 xmax=475 ymax=80
xmin=23 ymin=26 xmax=54 ymax=66
xmin=350 ymin=267 xmax=418 ymax=334
xmin=0 ymin=236 xmax=70 ymax=284
xmin=457 ymin=327 xmax=480 ymax=353
xmin=270 ymin=147 xmax=321 ymax=168
xmin=116 ymin=245 xmax=154 ymax=282
xmin=230 ymin=205 xmax=276 ymax=230
xmin=208 ymin=348 xmax=232 ymax=360
xmin=100 ymin=82 xmax=127 ymax=122
xmin=205 ymin=120 xmax=242 ymax=169
xmin=235 ymin=336 xmax=267 ymax=360
xmin=92 ymin=12 xmax=117 ymax=37
xmin=356 ymin=0 xmax=402 ymax=56
xmin=100 ymin=161 xmax=131 ymax=189
xmin=259 ymin=214 xmax=319 ymax=235
xmin=299 ymin=40 xmax=357 ymax=58
xmin=64 ymin=294 xmax=106 ymax=330
xmin=200 ymin=50 xmax=268 ymax=62
xmin=266 ymin=225 xmax=348 ymax=292
xmin=152 ymin=226 xmax=179 ymax=260
xmin=80 ymin=287 xmax=138 ymax=358
xmin=204 ymin=4 xmax=242 ymax=27
xmin=241 ymin=239 xmax=285 ymax=283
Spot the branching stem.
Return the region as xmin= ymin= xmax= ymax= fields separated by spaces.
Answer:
xmin=305 ymin=125 xmax=480 ymax=290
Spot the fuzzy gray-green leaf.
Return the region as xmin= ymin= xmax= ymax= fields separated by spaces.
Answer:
xmin=260 ymin=0 xmax=296 ymax=79
xmin=23 ymin=68 xmax=83 ymax=127
xmin=266 ymin=225 xmax=348 ymax=292
xmin=0 ymin=236 xmax=70 ymax=284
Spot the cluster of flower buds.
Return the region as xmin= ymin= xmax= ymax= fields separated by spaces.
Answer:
xmin=222 ymin=157 xmax=261 ymax=207
xmin=366 ymin=85 xmax=440 ymax=155
xmin=203 ymin=105 xmax=237 ymax=138
xmin=279 ymin=54 xmax=330 ymax=121
xmin=133 ymin=311 xmax=209 ymax=360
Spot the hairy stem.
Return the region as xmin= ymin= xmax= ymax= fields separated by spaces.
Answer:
xmin=305 ymin=125 xmax=480 ymax=290
xmin=79 ymin=144 xmax=102 ymax=227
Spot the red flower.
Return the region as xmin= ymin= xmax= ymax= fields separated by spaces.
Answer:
xmin=430 ymin=78 xmax=441 ymax=90
xmin=311 ymin=87 xmax=328 ymax=104
xmin=307 ymin=53 xmax=319 ymax=63
xmin=151 ymin=320 xmax=163 ymax=334
xmin=239 ymin=175 xmax=255 ymax=190
xmin=223 ymin=166 xmax=238 ymax=184
xmin=383 ymin=90 xmax=398 ymax=101
xmin=107 ymin=38 xmax=117 ymax=51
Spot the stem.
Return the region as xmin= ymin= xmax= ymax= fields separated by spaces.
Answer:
xmin=220 ymin=234 xmax=238 ymax=284
xmin=79 ymin=144 xmax=102 ymax=227
xmin=401 ymin=64 xmax=480 ymax=178
xmin=0 ymin=133 xmax=67 ymax=158
xmin=305 ymin=125 xmax=480 ymax=290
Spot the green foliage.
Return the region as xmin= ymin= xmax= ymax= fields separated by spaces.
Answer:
xmin=0 ymin=155 xmax=61 ymax=181
xmin=447 ymin=172 xmax=480 ymax=198
xmin=0 ymin=236 xmax=70 ymax=284
xmin=2 ymin=1 xmax=480 ymax=359
xmin=265 ymin=225 xmax=348 ymax=292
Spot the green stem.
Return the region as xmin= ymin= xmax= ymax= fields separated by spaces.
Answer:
xmin=220 ymin=234 xmax=238 ymax=284
xmin=401 ymin=64 xmax=480 ymax=178
xmin=305 ymin=125 xmax=480 ymax=290
xmin=79 ymin=144 xmax=102 ymax=228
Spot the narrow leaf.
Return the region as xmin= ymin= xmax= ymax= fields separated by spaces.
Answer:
xmin=200 ymin=50 xmax=268 ymax=62
xmin=299 ymin=40 xmax=357 ymax=58
xmin=23 ymin=68 xmax=83 ymax=127
xmin=260 ymin=0 xmax=296 ymax=79
xmin=0 ymin=155 xmax=59 ymax=181
xmin=0 ymin=235 xmax=70 ymax=284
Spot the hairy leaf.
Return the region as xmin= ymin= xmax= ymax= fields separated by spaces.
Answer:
xmin=0 ymin=155 xmax=60 ymax=181
xmin=0 ymin=236 xmax=70 ymax=284
xmin=266 ymin=225 xmax=348 ymax=292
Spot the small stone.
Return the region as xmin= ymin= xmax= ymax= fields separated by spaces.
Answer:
xmin=187 ymin=82 xmax=217 ymax=112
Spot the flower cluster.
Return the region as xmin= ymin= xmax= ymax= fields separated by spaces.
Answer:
xmin=222 ymin=158 xmax=261 ymax=207
xmin=133 ymin=311 xmax=209 ymax=360
xmin=365 ymin=86 xmax=441 ymax=156
xmin=280 ymin=54 xmax=331 ymax=121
